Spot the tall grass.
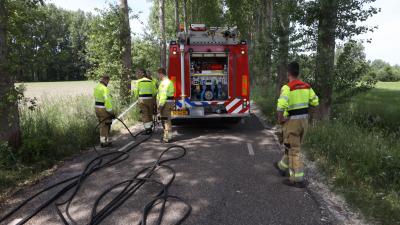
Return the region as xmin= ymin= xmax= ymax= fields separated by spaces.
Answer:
xmin=304 ymin=121 xmax=400 ymax=225
xmin=0 ymin=95 xmax=138 ymax=196
xmin=309 ymin=84 xmax=400 ymax=225
xmin=252 ymin=84 xmax=277 ymax=124
xmin=17 ymin=95 xmax=99 ymax=167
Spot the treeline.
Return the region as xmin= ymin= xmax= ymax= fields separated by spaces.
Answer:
xmin=370 ymin=59 xmax=400 ymax=82
xmin=7 ymin=1 xmax=91 ymax=82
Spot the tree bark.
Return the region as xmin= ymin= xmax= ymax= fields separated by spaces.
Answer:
xmin=263 ymin=0 xmax=273 ymax=84
xmin=159 ymin=0 xmax=166 ymax=68
xmin=119 ymin=0 xmax=132 ymax=101
xmin=0 ymin=0 xmax=21 ymax=148
xmin=276 ymin=2 xmax=290 ymax=97
xmin=314 ymin=0 xmax=338 ymax=120
xmin=183 ymin=0 xmax=188 ymax=32
xmin=174 ymin=0 xmax=180 ymax=33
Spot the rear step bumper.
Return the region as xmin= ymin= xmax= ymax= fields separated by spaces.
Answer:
xmin=171 ymin=113 xmax=250 ymax=119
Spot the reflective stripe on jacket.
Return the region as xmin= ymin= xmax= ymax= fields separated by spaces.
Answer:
xmin=94 ymin=83 xmax=113 ymax=112
xmin=157 ymin=78 xmax=175 ymax=106
xmin=277 ymin=80 xmax=319 ymax=114
xmin=133 ymin=78 xmax=157 ymax=98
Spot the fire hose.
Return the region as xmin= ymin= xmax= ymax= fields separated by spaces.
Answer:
xmin=0 ymin=100 xmax=191 ymax=225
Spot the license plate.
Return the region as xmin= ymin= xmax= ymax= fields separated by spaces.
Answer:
xmin=172 ymin=110 xmax=189 ymax=116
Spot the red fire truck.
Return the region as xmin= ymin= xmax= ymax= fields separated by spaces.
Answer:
xmin=168 ymin=24 xmax=250 ymax=121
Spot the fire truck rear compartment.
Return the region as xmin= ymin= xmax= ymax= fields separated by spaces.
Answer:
xmin=189 ymin=53 xmax=229 ymax=102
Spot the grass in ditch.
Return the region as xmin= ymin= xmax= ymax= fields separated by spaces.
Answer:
xmin=305 ymin=82 xmax=400 ymax=225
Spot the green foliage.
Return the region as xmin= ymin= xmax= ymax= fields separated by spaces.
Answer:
xmin=334 ymin=82 xmax=400 ymax=133
xmin=132 ymin=38 xmax=160 ymax=74
xmin=304 ymin=121 xmax=400 ymax=225
xmin=370 ymin=60 xmax=400 ymax=82
xmin=334 ymin=41 xmax=376 ymax=101
xmin=299 ymin=0 xmax=379 ymax=47
xmin=86 ymin=4 xmax=124 ymax=81
xmin=149 ymin=0 xmax=224 ymax=41
xmin=7 ymin=1 xmax=91 ymax=81
xmin=17 ymin=96 xmax=98 ymax=167
xmin=252 ymin=84 xmax=277 ymax=124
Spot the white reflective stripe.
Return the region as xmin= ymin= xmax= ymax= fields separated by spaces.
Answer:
xmin=226 ymin=98 xmax=240 ymax=110
xmin=232 ymin=104 xmax=243 ymax=114
xmin=166 ymin=100 xmax=175 ymax=103
xmin=139 ymin=97 xmax=153 ymax=100
xmin=139 ymin=88 xmax=153 ymax=93
xmin=290 ymin=114 xmax=309 ymax=120
xmin=277 ymin=107 xmax=284 ymax=111
xmin=106 ymin=108 xmax=113 ymax=112
xmin=311 ymin=95 xmax=318 ymax=100
xmin=288 ymin=103 xmax=308 ymax=109
xmin=95 ymin=105 xmax=106 ymax=109
xmin=279 ymin=96 xmax=289 ymax=101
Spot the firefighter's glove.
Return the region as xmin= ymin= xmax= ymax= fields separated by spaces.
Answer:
xmin=278 ymin=113 xmax=288 ymax=125
xmin=110 ymin=113 xmax=117 ymax=120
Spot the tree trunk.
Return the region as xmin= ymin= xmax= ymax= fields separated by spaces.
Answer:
xmin=314 ymin=0 xmax=338 ymax=120
xmin=0 ymin=1 xmax=21 ymax=148
xmin=119 ymin=0 xmax=132 ymax=101
xmin=276 ymin=2 xmax=290 ymax=97
xmin=159 ymin=0 xmax=166 ymax=68
xmin=174 ymin=0 xmax=180 ymax=33
xmin=183 ymin=0 xmax=188 ymax=32
xmin=264 ymin=0 xmax=273 ymax=84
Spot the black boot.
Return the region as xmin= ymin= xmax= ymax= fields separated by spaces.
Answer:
xmin=282 ymin=179 xmax=307 ymax=189
xmin=273 ymin=162 xmax=288 ymax=177
xmin=100 ymin=142 xmax=112 ymax=148
xmin=145 ymin=128 xmax=153 ymax=134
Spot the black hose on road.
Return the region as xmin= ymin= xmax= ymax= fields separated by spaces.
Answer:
xmin=0 ymin=116 xmax=191 ymax=225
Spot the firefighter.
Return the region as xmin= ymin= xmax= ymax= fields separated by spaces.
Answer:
xmin=94 ymin=75 xmax=115 ymax=147
xmin=146 ymin=70 xmax=158 ymax=116
xmin=157 ymin=68 xmax=175 ymax=143
xmin=274 ymin=61 xmax=319 ymax=188
xmin=146 ymin=70 xmax=158 ymax=88
xmin=133 ymin=68 xmax=157 ymax=134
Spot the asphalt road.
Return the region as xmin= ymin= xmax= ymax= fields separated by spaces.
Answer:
xmin=0 ymin=114 xmax=334 ymax=225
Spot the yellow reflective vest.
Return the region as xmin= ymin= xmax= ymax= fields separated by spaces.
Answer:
xmin=94 ymin=82 xmax=113 ymax=112
xmin=157 ymin=78 xmax=175 ymax=106
xmin=132 ymin=77 xmax=157 ymax=99
xmin=277 ymin=80 xmax=319 ymax=116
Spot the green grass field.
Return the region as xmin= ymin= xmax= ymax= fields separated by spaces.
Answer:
xmin=335 ymin=82 xmax=400 ymax=132
xmin=16 ymin=81 xmax=96 ymax=100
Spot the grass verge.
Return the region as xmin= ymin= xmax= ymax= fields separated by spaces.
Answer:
xmin=0 ymin=95 xmax=138 ymax=198
xmin=304 ymin=121 xmax=400 ymax=225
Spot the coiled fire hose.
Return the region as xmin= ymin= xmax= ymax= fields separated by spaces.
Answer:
xmin=0 ymin=101 xmax=191 ymax=225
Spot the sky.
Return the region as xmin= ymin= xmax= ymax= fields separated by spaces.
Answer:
xmin=49 ymin=0 xmax=400 ymax=65
xmin=48 ymin=0 xmax=153 ymax=37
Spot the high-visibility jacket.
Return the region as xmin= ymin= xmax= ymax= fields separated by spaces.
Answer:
xmin=151 ymin=78 xmax=158 ymax=88
xmin=94 ymin=82 xmax=113 ymax=112
xmin=132 ymin=77 xmax=157 ymax=99
xmin=157 ymin=78 xmax=175 ymax=106
xmin=277 ymin=80 xmax=319 ymax=117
